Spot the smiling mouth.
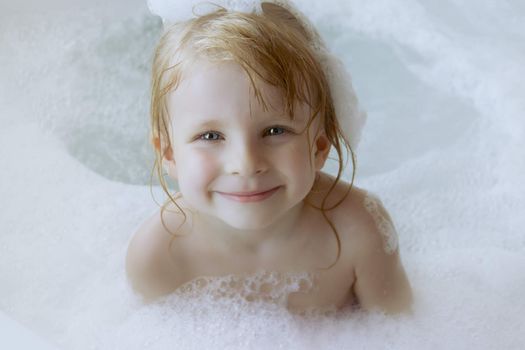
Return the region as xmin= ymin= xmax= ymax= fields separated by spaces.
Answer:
xmin=216 ymin=186 xmax=281 ymax=203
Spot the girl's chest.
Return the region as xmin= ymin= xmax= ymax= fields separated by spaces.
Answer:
xmin=177 ymin=202 xmax=358 ymax=312
xmin=181 ymin=232 xmax=357 ymax=313
xmin=178 ymin=264 xmax=356 ymax=314
xmin=286 ymin=264 xmax=356 ymax=314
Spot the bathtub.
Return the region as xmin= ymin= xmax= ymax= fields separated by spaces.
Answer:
xmin=1 ymin=0 xmax=524 ymax=349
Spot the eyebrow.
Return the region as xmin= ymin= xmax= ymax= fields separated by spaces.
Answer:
xmin=189 ymin=120 xmax=224 ymax=130
xmin=188 ymin=114 xmax=302 ymax=129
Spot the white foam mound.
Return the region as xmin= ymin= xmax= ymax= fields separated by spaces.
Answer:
xmin=1 ymin=1 xmax=525 ymax=349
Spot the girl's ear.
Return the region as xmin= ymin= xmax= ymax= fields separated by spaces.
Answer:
xmin=314 ymin=132 xmax=331 ymax=171
xmin=153 ymin=137 xmax=178 ymax=179
xmin=162 ymin=157 xmax=178 ymax=180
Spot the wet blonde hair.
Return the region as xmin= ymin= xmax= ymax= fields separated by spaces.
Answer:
xmin=149 ymin=3 xmax=356 ymax=269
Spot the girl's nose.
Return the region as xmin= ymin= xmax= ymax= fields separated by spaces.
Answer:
xmin=225 ymin=140 xmax=268 ymax=176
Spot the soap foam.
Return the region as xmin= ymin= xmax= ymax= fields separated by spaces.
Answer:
xmin=363 ymin=191 xmax=399 ymax=254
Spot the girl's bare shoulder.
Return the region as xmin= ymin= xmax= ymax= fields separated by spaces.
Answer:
xmin=306 ymin=172 xmax=371 ymax=224
xmin=125 ymin=198 xmax=192 ymax=302
xmin=307 ymin=172 xmax=396 ymax=252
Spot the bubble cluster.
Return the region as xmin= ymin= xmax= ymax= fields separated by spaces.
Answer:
xmin=174 ymin=270 xmax=316 ymax=306
xmin=363 ymin=191 xmax=399 ymax=254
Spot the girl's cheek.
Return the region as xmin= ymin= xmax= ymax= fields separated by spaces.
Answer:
xmin=181 ymin=149 xmax=220 ymax=186
xmin=287 ymin=139 xmax=312 ymax=164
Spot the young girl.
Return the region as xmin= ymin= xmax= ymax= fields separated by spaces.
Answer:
xmin=126 ymin=0 xmax=413 ymax=315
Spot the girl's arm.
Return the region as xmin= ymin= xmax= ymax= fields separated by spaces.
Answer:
xmin=351 ymin=198 xmax=414 ymax=315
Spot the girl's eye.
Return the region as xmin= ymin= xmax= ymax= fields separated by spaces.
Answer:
xmin=197 ymin=127 xmax=289 ymax=142
xmin=264 ymin=126 xmax=288 ymax=137
xmin=198 ymin=132 xmax=223 ymax=141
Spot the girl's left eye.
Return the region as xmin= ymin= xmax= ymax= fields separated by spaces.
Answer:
xmin=198 ymin=132 xmax=223 ymax=141
xmin=264 ymin=126 xmax=288 ymax=136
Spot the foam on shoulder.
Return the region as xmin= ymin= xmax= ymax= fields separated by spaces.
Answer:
xmin=363 ymin=191 xmax=399 ymax=255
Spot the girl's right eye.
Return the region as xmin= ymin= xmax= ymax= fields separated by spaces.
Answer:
xmin=198 ymin=131 xmax=223 ymax=141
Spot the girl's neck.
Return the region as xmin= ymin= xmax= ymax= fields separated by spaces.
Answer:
xmin=192 ymin=200 xmax=306 ymax=254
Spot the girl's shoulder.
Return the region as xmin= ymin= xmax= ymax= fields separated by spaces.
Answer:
xmin=125 ymin=196 xmax=193 ymax=302
xmin=307 ymin=172 xmax=398 ymax=255
xmin=306 ymin=171 xmax=374 ymax=222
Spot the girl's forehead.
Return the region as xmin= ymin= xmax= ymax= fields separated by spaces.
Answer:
xmin=168 ymin=59 xmax=311 ymax=123
xmin=174 ymin=59 xmax=283 ymax=101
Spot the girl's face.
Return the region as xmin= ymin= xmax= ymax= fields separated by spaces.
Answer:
xmin=163 ymin=59 xmax=330 ymax=230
